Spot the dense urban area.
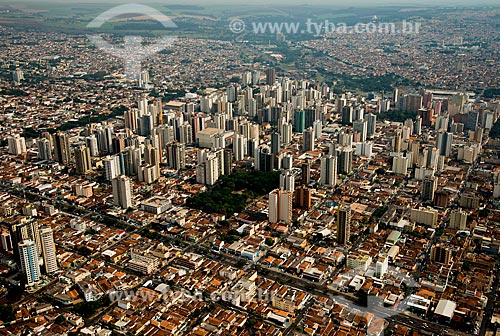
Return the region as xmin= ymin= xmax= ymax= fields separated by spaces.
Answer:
xmin=0 ymin=2 xmax=499 ymax=336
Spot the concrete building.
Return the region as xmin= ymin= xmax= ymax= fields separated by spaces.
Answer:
xmin=40 ymin=227 xmax=58 ymax=274
xmin=337 ymin=204 xmax=351 ymax=245
xmin=410 ymin=207 xmax=438 ymax=227
xmin=18 ymin=240 xmax=41 ymax=286
xmin=269 ymin=189 xmax=293 ymax=224
xmin=112 ymin=175 xmax=133 ymax=210
xmin=449 ymin=209 xmax=468 ymax=230
xmin=320 ymin=155 xmax=337 ymax=187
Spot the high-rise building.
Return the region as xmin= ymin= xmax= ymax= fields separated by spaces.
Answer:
xmin=223 ymin=149 xmax=233 ymax=175
xmin=166 ymin=143 xmax=186 ymax=171
xmin=85 ymin=135 xmax=99 ymax=157
xmin=436 ymin=131 xmax=453 ymax=157
xmin=12 ymin=69 xmax=24 ymax=84
xmin=112 ymin=135 xmax=125 ymax=154
xmin=53 ymin=132 xmax=71 ymax=165
xmin=18 ymin=240 xmax=41 ymax=286
xmin=392 ymin=129 xmax=402 ymax=152
xmin=367 ymin=113 xmax=377 ymax=136
xmin=280 ymin=170 xmax=295 ymax=193
xmin=355 ymin=142 xmax=373 ymax=157
xmin=421 ymin=176 xmax=437 ymax=201
xmin=7 ymin=134 xmax=27 ymax=155
xmin=280 ymin=123 xmax=293 ymax=146
xmin=449 ymin=209 xmax=468 ymax=230
xmin=196 ymin=152 xmax=220 ymax=186
xmin=402 ymin=93 xmax=423 ymax=113
xmin=74 ymin=145 xmax=92 ymax=175
xmin=341 ymin=105 xmax=353 ymax=125
xmin=233 ymin=134 xmax=247 ymax=161
xmin=112 ymin=175 xmax=133 ymax=210
xmin=10 ymin=219 xmax=41 ymax=255
xmin=294 ymin=110 xmax=306 ymax=133
xmin=103 ymin=156 xmax=120 ymax=181
xmin=392 ymin=154 xmax=408 ymax=175
xmin=124 ymin=109 xmax=138 ymax=132
xmin=353 ymin=119 xmax=368 ymax=142
xmin=301 ymin=161 xmax=311 ymax=185
xmin=430 ymin=244 xmax=452 ymax=264
xmin=39 ymin=227 xmax=58 ymax=274
xmin=37 ymin=138 xmax=52 ymax=161
xmin=255 ymin=145 xmax=274 ymax=172
xmin=414 ymin=116 xmax=423 ymax=135
xmin=0 ymin=229 xmax=13 ymax=252
xmin=312 ymin=119 xmax=322 ymax=139
xmin=294 ymin=186 xmax=312 ymax=210
xmin=494 ymin=173 xmax=500 ymax=198
xmin=271 ymin=132 xmax=281 ymax=155
xmin=337 ymin=147 xmax=353 ymax=174
xmin=179 ymin=122 xmax=193 ymax=145
xmin=96 ymin=126 xmax=114 ymax=154
xmin=320 ymin=155 xmax=337 ymax=186
xmin=268 ymin=189 xmax=293 ymax=224
xmin=265 ymin=68 xmax=276 ymax=85
xmin=338 ymin=130 xmax=352 ymax=147
xmin=337 ymin=204 xmax=351 ymax=245
xmin=302 ymin=127 xmax=314 ymax=152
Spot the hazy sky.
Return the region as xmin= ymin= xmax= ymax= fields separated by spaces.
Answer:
xmin=1 ymin=0 xmax=498 ymax=6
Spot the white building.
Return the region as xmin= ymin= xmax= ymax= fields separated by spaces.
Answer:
xmin=7 ymin=134 xmax=27 ymax=155
xmin=410 ymin=207 xmax=438 ymax=227
xmin=269 ymin=189 xmax=293 ymax=224
xmin=346 ymin=253 xmax=372 ymax=272
xmin=392 ymin=155 xmax=409 ymax=175
xmin=40 ymin=227 xmax=58 ymax=274
xmin=112 ymin=175 xmax=133 ymax=209
xmin=449 ymin=209 xmax=467 ymax=230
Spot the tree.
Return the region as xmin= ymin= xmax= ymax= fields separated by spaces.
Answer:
xmin=265 ymin=238 xmax=274 ymax=246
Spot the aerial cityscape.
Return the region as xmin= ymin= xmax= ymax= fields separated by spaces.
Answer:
xmin=0 ymin=1 xmax=499 ymax=335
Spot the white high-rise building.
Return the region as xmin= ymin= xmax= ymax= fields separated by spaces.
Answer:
xmin=268 ymin=189 xmax=293 ymax=224
xmin=233 ymin=134 xmax=247 ymax=161
xmin=375 ymin=255 xmax=389 ymax=278
xmin=280 ymin=123 xmax=293 ymax=145
xmin=86 ymin=135 xmax=99 ymax=157
xmin=7 ymin=134 xmax=27 ymax=155
xmin=103 ymin=156 xmax=121 ymax=181
xmin=196 ymin=152 xmax=219 ymax=186
xmin=449 ymin=209 xmax=468 ymax=230
xmin=392 ymin=155 xmax=409 ymax=175
xmin=18 ymin=240 xmax=41 ymax=286
xmin=112 ymin=175 xmax=133 ymax=209
xmin=355 ymin=142 xmax=373 ymax=157
xmin=40 ymin=227 xmax=58 ymax=274
xmin=313 ymin=120 xmax=322 ymax=139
